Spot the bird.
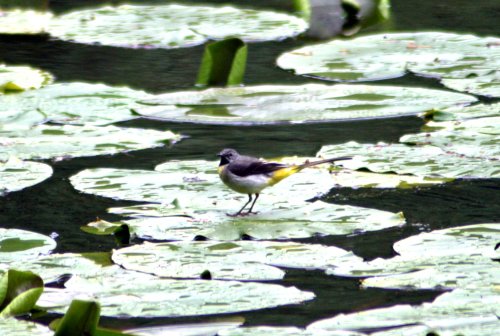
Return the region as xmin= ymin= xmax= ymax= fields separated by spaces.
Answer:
xmin=217 ymin=148 xmax=351 ymax=216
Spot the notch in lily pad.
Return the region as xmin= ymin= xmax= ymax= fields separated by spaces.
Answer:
xmin=196 ymin=38 xmax=247 ymax=87
xmin=0 ymin=269 xmax=44 ymax=318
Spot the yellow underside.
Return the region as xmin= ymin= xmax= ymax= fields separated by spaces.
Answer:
xmin=268 ymin=166 xmax=300 ymax=186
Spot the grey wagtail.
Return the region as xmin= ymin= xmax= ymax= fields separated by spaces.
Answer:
xmin=217 ymin=148 xmax=351 ymax=216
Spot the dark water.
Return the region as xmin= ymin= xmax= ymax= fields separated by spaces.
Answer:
xmin=1 ymin=0 xmax=499 ymax=331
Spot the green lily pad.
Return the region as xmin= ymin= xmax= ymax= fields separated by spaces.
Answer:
xmin=0 ymin=157 xmax=52 ymax=195
xmin=329 ymin=168 xmax=450 ymax=188
xmin=0 ymin=318 xmax=52 ymax=336
xmin=308 ymin=288 xmax=500 ymax=334
xmin=0 ymin=82 xmax=153 ymax=128
xmin=0 ymin=64 xmax=53 ymax=93
xmin=2 ymin=253 xmax=111 ymax=284
xmin=47 ymin=4 xmax=307 ymax=49
xmin=425 ymin=102 xmax=500 ymax=121
xmin=0 ymin=9 xmax=52 ymax=35
xmin=112 ymin=240 xmax=363 ymax=281
xmin=318 ymin=141 xmax=500 ymax=178
xmin=327 ymin=223 xmax=500 ymax=290
xmin=38 ymin=267 xmax=315 ymax=317
xmin=0 ymin=228 xmax=56 ymax=263
xmin=72 ymin=159 xmax=406 ymax=240
xmin=441 ymin=74 xmax=499 ymax=97
xmin=0 ymin=124 xmax=180 ymax=160
xmin=277 ymin=32 xmax=500 ymax=97
xmin=401 ymin=116 xmax=500 ymax=159
xmin=220 ymin=326 xmax=366 ymax=336
xmin=136 ymin=84 xmax=476 ymax=124
xmin=370 ymin=317 xmax=500 ymax=336
xmin=125 ymin=317 xmax=244 ymax=336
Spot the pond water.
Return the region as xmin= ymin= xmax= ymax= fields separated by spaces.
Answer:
xmin=0 ymin=0 xmax=499 ymax=332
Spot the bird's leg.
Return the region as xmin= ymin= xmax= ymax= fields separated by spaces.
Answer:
xmin=246 ymin=193 xmax=259 ymax=214
xmin=227 ymin=194 xmax=252 ymax=217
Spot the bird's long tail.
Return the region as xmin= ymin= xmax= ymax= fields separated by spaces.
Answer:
xmin=268 ymin=156 xmax=351 ymax=186
xmin=297 ymin=156 xmax=352 ymax=170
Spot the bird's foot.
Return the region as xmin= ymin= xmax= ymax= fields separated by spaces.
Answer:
xmin=226 ymin=211 xmax=257 ymax=217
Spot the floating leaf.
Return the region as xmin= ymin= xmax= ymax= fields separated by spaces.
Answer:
xmin=401 ymin=116 xmax=500 ymax=159
xmin=0 ymin=64 xmax=53 ymax=93
xmin=0 ymin=318 xmax=52 ymax=336
xmin=0 ymin=82 xmax=153 ymax=128
xmin=318 ymin=141 xmax=500 ymax=178
xmin=136 ymin=84 xmax=475 ymax=125
xmin=2 ymin=253 xmax=111 ymax=284
xmin=112 ymin=240 xmax=363 ymax=281
xmin=0 ymin=9 xmax=52 ymax=35
xmin=329 ymin=168 xmax=450 ymax=188
xmin=126 ymin=317 xmax=244 ymax=336
xmin=221 ymin=326 xmax=366 ymax=336
xmin=47 ymin=4 xmax=307 ymax=49
xmin=196 ymin=38 xmax=247 ymax=87
xmin=0 ymin=157 xmax=53 ymax=195
xmin=0 ymin=228 xmax=56 ymax=263
xmin=277 ymin=32 xmax=500 ymax=97
xmin=425 ymin=102 xmax=500 ymax=121
xmin=327 ymin=223 xmax=500 ymax=290
xmin=53 ymin=300 xmax=100 ymax=336
xmin=72 ymin=159 xmax=405 ymax=240
xmin=308 ymin=288 xmax=500 ymax=334
xmin=0 ymin=124 xmax=180 ymax=160
xmin=38 ymin=267 xmax=315 ymax=317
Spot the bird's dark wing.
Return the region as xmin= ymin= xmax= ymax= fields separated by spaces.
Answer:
xmin=228 ymin=157 xmax=288 ymax=177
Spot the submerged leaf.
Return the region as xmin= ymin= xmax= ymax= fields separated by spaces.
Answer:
xmin=136 ymin=84 xmax=475 ymax=124
xmin=48 ymin=4 xmax=307 ymax=49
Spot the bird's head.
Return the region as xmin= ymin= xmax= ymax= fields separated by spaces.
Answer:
xmin=218 ymin=148 xmax=239 ymax=165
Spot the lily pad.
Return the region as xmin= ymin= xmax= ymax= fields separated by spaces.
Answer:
xmin=425 ymin=102 xmax=500 ymax=121
xmin=0 ymin=82 xmax=153 ymax=128
xmin=277 ymin=32 xmax=500 ymax=97
xmin=327 ymin=223 xmax=500 ymax=290
xmin=401 ymin=116 xmax=500 ymax=159
xmin=318 ymin=141 xmax=500 ymax=178
xmin=0 ymin=318 xmax=52 ymax=336
xmin=0 ymin=228 xmax=56 ymax=263
xmin=47 ymin=4 xmax=307 ymax=49
xmin=0 ymin=64 xmax=53 ymax=93
xmin=72 ymin=159 xmax=406 ymax=240
xmin=329 ymin=168 xmax=450 ymax=188
xmin=220 ymin=326 xmax=366 ymax=336
xmin=38 ymin=267 xmax=315 ymax=317
xmin=136 ymin=84 xmax=476 ymax=124
xmin=0 ymin=157 xmax=52 ymax=195
xmin=2 ymin=253 xmax=111 ymax=284
xmin=0 ymin=9 xmax=52 ymax=35
xmin=112 ymin=240 xmax=363 ymax=281
xmin=0 ymin=124 xmax=180 ymax=160
xmin=308 ymin=288 xmax=500 ymax=335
